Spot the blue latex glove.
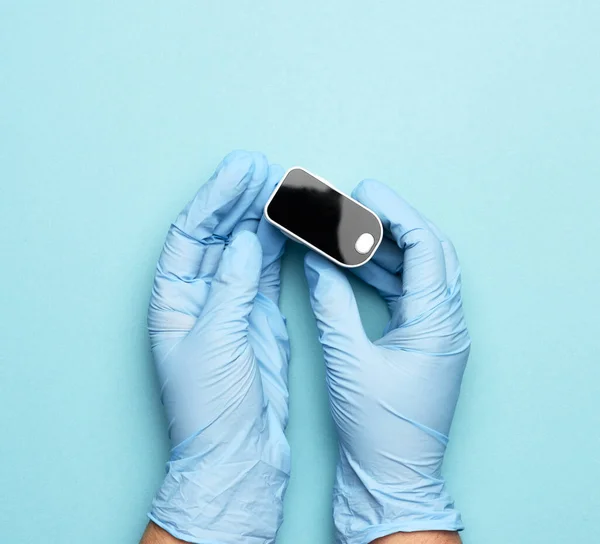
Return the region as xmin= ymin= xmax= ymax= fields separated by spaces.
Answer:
xmin=147 ymin=151 xmax=290 ymax=543
xmin=304 ymin=179 xmax=470 ymax=544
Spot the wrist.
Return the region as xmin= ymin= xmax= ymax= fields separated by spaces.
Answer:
xmin=372 ymin=531 xmax=461 ymax=543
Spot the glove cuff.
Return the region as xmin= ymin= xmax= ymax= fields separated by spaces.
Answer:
xmin=333 ymin=458 xmax=463 ymax=544
xmin=149 ymin=425 xmax=290 ymax=544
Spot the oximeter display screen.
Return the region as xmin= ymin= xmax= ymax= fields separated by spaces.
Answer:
xmin=266 ymin=168 xmax=381 ymax=266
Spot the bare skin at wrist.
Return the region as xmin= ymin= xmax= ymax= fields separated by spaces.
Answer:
xmin=140 ymin=522 xmax=185 ymax=544
xmin=140 ymin=520 xmax=462 ymax=544
xmin=372 ymin=531 xmax=462 ymax=544
xmin=139 ymin=521 xmax=462 ymax=544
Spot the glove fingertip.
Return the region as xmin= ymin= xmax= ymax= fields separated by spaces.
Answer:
xmin=351 ymin=178 xmax=382 ymax=203
xmin=257 ymin=218 xmax=286 ymax=262
xmin=249 ymin=151 xmax=269 ymax=184
xmin=268 ymin=163 xmax=285 ymax=184
xmin=230 ymin=229 xmax=262 ymax=256
xmin=217 ymin=231 xmax=262 ymax=287
xmin=304 ymin=252 xmax=369 ymax=352
xmin=218 ymin=150 xmax=255 ymax=181
xmin=303 ymin=251 xmax=332 ymax=282
xmin=304 ymin=252 xmax=348 ymax=303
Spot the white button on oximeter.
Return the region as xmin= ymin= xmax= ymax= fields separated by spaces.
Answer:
xmin=354 ymin=232 xmax=375 ymax=254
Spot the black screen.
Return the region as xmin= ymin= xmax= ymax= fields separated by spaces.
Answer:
xmin=266 ymin=168 xmax=382 ymax=266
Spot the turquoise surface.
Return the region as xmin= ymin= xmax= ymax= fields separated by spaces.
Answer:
xmin=1 ymin=2 xmax=599 ymax=543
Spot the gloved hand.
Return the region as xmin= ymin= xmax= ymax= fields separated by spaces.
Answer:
xmin=147 ymin=151 xmax=290 ymax=543
xmin=304 ymin=179 xmax=470 ymax=544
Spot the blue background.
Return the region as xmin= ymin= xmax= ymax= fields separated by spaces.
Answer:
xmin=1 ymin=2 xmax=599 ymax=543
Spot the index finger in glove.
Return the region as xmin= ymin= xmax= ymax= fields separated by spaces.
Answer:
xmin=233 ymin=164 xmax=288 ymax=304
xmin=158 ymin=150 xmax=269 ymax=283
